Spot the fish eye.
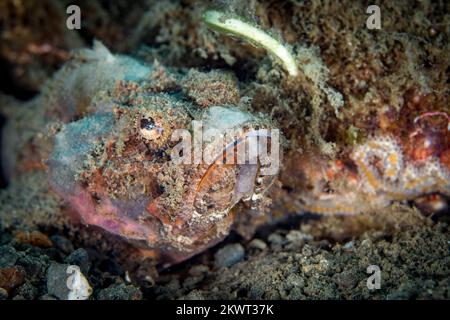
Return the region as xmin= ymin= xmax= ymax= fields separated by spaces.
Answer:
xmin=140 ymin=117 xmax=155 ymax=130
xmin=140 ymin=117 xmax=163 ymax=141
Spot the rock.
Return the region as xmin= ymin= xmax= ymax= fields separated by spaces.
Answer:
xmin=183 ymin=276 xmax=203 ymax=290
xmin=333 ymin=270 xmax=359 ymax=290
xmin=64 ymin=248 xmax=91 ymax=274
xmin=143 ymin=274 xmax=155 ymax=286
xmin=14 ymin=231 xmax=52 ymax=248
xmin=50 ymin=236 xmax=74 ymax=254
xmin=181 ymin=290 xmax=204 ymax=300
xmin=248 ymin=239 xmax=267 ymax=250
xmin=268 ymin=233 xmax=284 ymax=245
xmin=0 ymin=287 xmax=8 ymax=300
xmin=249 ymin=286 xmax=264 ymax=299
xmin=188 ymin=265 xmax=209 ymax=277
xmin=43 ymin=247 xmax=65 ymax=261
xmin=0 ymin=245 xmax=19 ymax=268
xmin=14 ymin=283 xmax=38 ymax=300
xmin=46 ymin=263 xmax=71 ymax=300
xmin=16 ymin=255 xmax=48 ymax=278
xmin=97 ymin=283 xmax=142 ymax=300
xmin=66 ymin=265 xmax=93 ymax=300
xmin=343 ymin=241 xmax=355 ymax=251
xmin=286 ymin=230 xmax=312 ymax=243
xmin=153 ymin=278 xmax=181 ymax=300
xmin=0 ymin=267 xmax=25 ymax=292
xmin=214 ymin=243 xmax=245 ymax=268
xmin=47 ymin=263 xmax=92 ymax=300
xmin=386 ymin=281 xmax=418 ymax=300
xmin=0 ymin=232 xmax=12 ymax=245
xmin=285 ymin=273 xmax=305 ymax=290
xmin=301 ymin=244 xmax=314 ymax=257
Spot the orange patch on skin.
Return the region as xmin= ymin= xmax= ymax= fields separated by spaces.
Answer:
xmin=440 ymin=149 xmax=450 ymax=170
xmin=326 ymin=168 xmax=335 ymax=180
xmin=20 ymin=160 xmax=47 ymax=173
xmin=138 ymin=248 xmax=159 ymax=259
xmin=147 ymin=200 xmax=185 ymax=228
xmin=301 ymin=204 xmax=357 ymax=215
xmin=367 ymin=141 xmax=380 ymax=149
xmin=386 ymin=169 xmax=396 ymax=178
xmin=387 ymin=153 xmax=398 ymax=166
xmin=147 ymin=200 xmax=172 ymax=225
xmin=411 ymin=145 xmax=433 ymax=161
xmin=355 ymin=158 xmax=381 ymax=189
xmin=335 ymin=160 xmax=345 ymax=170
xmin=386 ymin=155 xmax=399 ymax=178
xmin=386 ymin=153 xmax=399 ymax=178
xmin=404 ymin=179 xmax=422 ymax=191
xmin=146 ymin=201 xmax=159 ymax=216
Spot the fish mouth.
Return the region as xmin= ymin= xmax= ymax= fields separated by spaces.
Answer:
xmin=192 ymin=129 xmax=277 ymax=217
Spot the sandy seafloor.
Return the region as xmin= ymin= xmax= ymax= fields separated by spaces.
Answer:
xmin=0 ymin=0 xmax=449 ymax=299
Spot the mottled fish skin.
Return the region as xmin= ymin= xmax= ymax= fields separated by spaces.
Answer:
xmin=42 ymin=42 xmax=277 ymax=263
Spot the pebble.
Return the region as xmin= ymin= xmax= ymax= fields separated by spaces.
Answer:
xmin=14 ymin=231 xmax=53 ymax=248
xmin=268 ymin=233 xmax=284 ymax=245
xmin=181 ymin=290 xmax=204 ymax=300
xmin=0 ymin=245 xmax=19 ymax=268
xmin=214 ymin=243 xmax=245 ymax=268
xmin=66 ymin=265 xmax=92 ymax=300
xmin=97 ymin=283 xmax=142 ymax=300
xmin=50 ymin=235 xmax=74 ymax=254
xmin=248 ymin=239 xmax=267 ymax=250
xmin=286 ymin=230 xmax=312 ymax=243
xmin=360 ymin=239 xmax=372 ymax=248
xmin=16 ymin=254 xmax=48 ymax=278
xmin=183 ymin=276 xmax=204 ymax=290
xmin=0 ymin=287 xmax=8 ymax=300
xmin=47 ymin=263 xmax=72 ymax=300
xmin=14 ymin=283 xmax=38 ymax=300
xmin=47 ymin=263 xmax=92 ymax=300
xmin=333 ymin=270 xmax=359 ymax=290
xmin=285 ymin=273 xmax=305 ymax=289
xmin=249 ymin=286 xmax=264 ymax=299
xmin=0 ymin=233 xmax=12 ymax=245
xmin=64 ymin=248 xmax=91 ymax=274
xmin=0 ymin=267 xmax=25 ymax=292
xmin=343 ymin=241 xmax=355 ymax=251
xmin=188 ymin=265 xmax=209 ymax=277
xmin=301 ymin=244 xmax=314 ymax=257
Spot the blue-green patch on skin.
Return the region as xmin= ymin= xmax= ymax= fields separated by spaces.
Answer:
xmin=48 ymin=113 xmax=114 ymax=193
